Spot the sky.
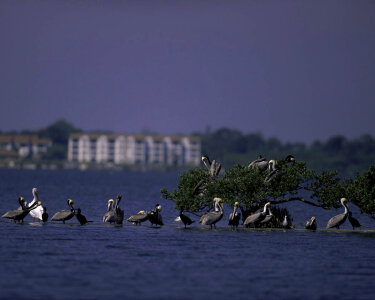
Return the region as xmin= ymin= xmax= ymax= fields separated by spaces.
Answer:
xmin=0 ymin=0 xmax=374 ymax=143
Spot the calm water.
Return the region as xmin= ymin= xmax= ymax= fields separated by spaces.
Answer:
xmin=0 ymin=169 xmax=374 ymax=300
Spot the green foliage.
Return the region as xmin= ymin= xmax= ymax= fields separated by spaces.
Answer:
xmin=43 ymin=144 xmax=67 ymax=160
xmin=161 ymin=160 xmax=349 ymax=214
xmin=199 ymin=127 xmax=375 ymax=176
xmin=345 ymin=165 xmax=375 ymax=215
xmin=39 ymin=119 xmax=81 ymax=145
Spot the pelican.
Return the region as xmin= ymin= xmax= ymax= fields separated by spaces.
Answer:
xmin=305 ymin=216 xmax=317 ymax=230
xmin=42 ymin=206 xmax=48 ymax=223
xmin=348 ymin=211 xmax=361 ymax=230
xmin=201 ymin=155 xmax=221 ymax=177
xmin=264 ymin=160 xmax=281 ymax=185
xmin=51 ymin=199 xmax=75 ymax=223
xmin=243 ymin=202 xmax=270 ymax=227
xmin=260 ymin=207 xmax=273 ymax=226
xmin=2 ymin=197 xmax=26 ymax=219
xmin=114 ymin=194 xmax=124 ymax=225
xmin=228 ymin=202 xmax=241 ymax=228
xmin=248 ymin=155 xmax=268 ymax=171
xmin=2 ymin=197 xmax=41 ymax=223
xmin=148 ymin=204 xmax=163 ymax=226
xmin=103 ymin=199 xmax=115 ymax=223
xmin=75 ymin=208 xmax=90 ymax=225
xmin=127 ymin=210 xmax=149 ymax=225
xmin=326 ymin=198 xmax=349 ymax=229
xmin=178 ymin=210 xmax=194 ymax=228
xmin=199 ymin=198 xmax=224 ymax=229
xmin=28 ymin=188 xmax=44 ymax=222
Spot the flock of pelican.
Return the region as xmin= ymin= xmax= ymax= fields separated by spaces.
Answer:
xmin=1 ymin=187 xmax=361 ymax=231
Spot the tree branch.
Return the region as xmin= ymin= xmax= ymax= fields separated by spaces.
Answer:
xmin=270 ymin=197 xmax=328 ymax=209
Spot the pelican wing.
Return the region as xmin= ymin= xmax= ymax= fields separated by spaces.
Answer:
xmin=326 ymin=213 xmax=347 ymax=229
xmin=244 ymin=212 xmax=263 ymax=225
xmin=2 ymin=209 xmax=22 ymax=219
xmin=103 ymin=211 xmax=115 ymax=223
xmin=51 ymin=210 xmax=74 ymax=221
xmin=29 ymin=206 xmax=43 ymax=220
xmin=127 ymin=213 xmax=149 ymax=223
xmin=200 ymin=211 xmax=222 ymax=225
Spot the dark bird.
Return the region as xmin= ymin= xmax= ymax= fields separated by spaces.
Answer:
xmin=114 ymin=194 xmax=124 ymax=225
xmin=228 ymin=202 xmax=241 ymax=228
xmin=42 ymin=206 xmax=48 ymax=223
xmin=178 ymin=210 xmax=194 ymax=228
xmin=326 ymin=198 xmax=349 ymax=229
xmin=2 ymin=197 xmax=41 ymax=223
xmin=103 ymin=199 xmax=115 ymax=223
xmin=348 ymin=211 xmax=361 ymax=230
xmin=75 ymin=208 xmax=91 ymax=225
xmin=127 ymin=210 xmax=149 ymax=225
xmin=243 ymin=202 xmax=270 ymax=228
xmin=199 ymin=198 xmax=224 ymax=229
xmin=305 ymin=216 xmax=317 ymax=230
xmin=248 ymin=155 xmax=268 ymax=171
xmin=148 ymin=204 xmax=164 ymax=226
xmin=51 ymin=199 xmax=75 ymax=223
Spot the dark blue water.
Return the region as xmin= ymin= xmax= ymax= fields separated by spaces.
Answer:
xmin=1 ymin=169 xmax=374 ymax=300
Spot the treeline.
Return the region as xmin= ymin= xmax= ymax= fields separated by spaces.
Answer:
xmin=2 ymin=121 xmax=375 ymax=175
xmin=196 ymin=128 xmax=375 ymax=176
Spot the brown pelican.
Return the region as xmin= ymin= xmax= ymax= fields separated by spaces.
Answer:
xmin=114 ymin=194 xmax=124 ymax=225
xmin=243 ymin=202 xmax=270 ymax=227
xmin=42 ymin=206 xmax=48 ymax=223
xmin=103 ymin=199 xmax=115 ymax=223
xmin=148 ymin=204 xmax=163 ymax=226
xmin=260 ymin=207 xmax=273 ymax=226
xmin=51 ymin=199 xmax=75 ymax=223
xmin=305 ymin=216 xmax=317 ymax=230
xmin=264 ymin=160 xmax=281 ymax=185
xmin=2 ymin=197 xmax=41 ymax=223
xmin=199 ymin=198 xmax=224 ymax=229
xmin=326 ymin=198 xmax=349 ymax=229
xmin=248 ymin=155 xmax=268 ymax=171
xmin=201 ymin=156 xmax=221 ymax=177
xmin=28 ymin=188 xmax=44 ymax=222
xmin=178 ymin=210 xmax=194 ymax=228
xmin=228 ymin=202 xmax=241 ymax=228
xmin=2 ymin=197 xmax=26 ymax=219
xmin=75 ymin=208 xmax=90 ymax=225
xmin=127 ymin=210 xmax=149 ymax=225
xmin=348 ymin=211 xmax=361 ymax=230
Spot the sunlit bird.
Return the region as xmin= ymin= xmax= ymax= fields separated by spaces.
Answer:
xmin=103 ymin=199 xmax=115 ymax=223
xmin=51 ymin=199 xmax=75 ymax=223
xmin=2 ymin=197 xmax=41 ymax=223
xmin=244 ymin=202 xmax=270 ymax=227
xmin=28 ymin=188 xmax=44 ymax=222
xmin=127 ymin=210 xmax=149 ymax=225
xmin=326 ymin=198 xmax=349 ymax=229
xmin=248 ymin=155 xmax=268 ymax=171
xmin=200 ymin=198 xmax=224 ymax=229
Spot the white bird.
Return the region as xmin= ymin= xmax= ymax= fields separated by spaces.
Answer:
xmin=28 ymin=188 xmax=44 ymax=222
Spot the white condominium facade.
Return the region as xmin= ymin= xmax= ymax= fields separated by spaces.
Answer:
xmin=0 ymin=135 xmax=52 ymax=158
xmin=68 ymin=133 xmax=201 ymax=166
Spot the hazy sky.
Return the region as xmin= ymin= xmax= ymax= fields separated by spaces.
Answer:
xmin=1 ymin=0 xmax=374 ymax=142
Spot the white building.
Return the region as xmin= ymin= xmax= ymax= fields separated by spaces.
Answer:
xmin=68 ymin=133 xmax=201 ymax=166
xmin=0 ymin=135 xmax=52 ymax=159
